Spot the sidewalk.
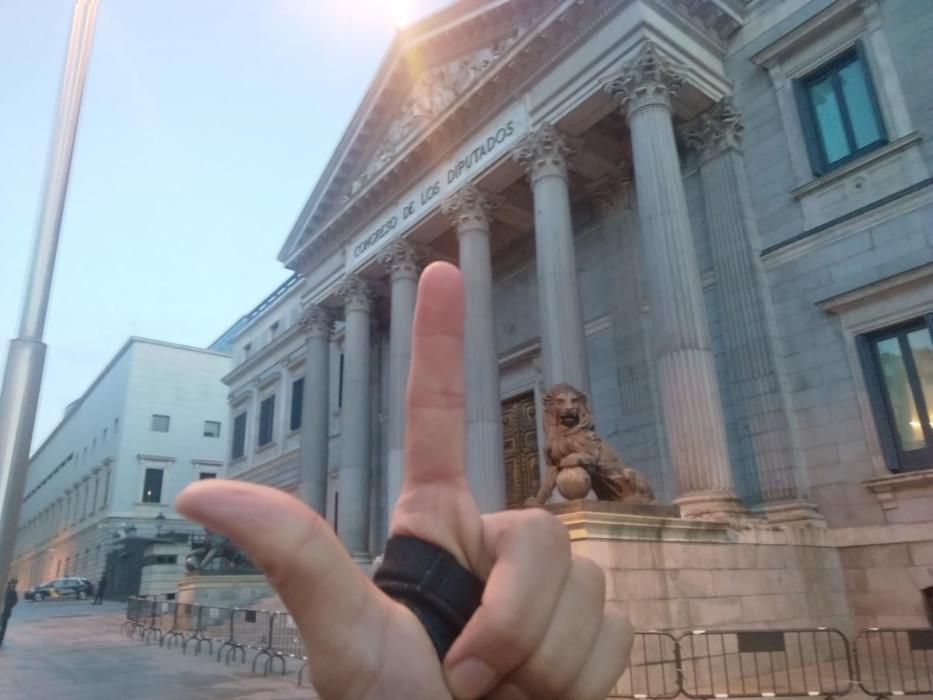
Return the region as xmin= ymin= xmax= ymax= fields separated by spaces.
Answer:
xmin=0 ymin=601 xmax=316 ymax=700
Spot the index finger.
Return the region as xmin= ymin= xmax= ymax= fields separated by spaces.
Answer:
xmin=403 ymin=261 xmax=466 ymax=489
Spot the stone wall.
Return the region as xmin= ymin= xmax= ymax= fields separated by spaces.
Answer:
xmin=561 ymin=506 xmax=853 ymax=637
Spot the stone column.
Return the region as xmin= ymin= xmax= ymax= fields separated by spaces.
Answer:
xmin=297 ymin=303 xmax=332 ymax=514
xmin=336 ymin=275 xmax=374 ymax=561
xmin=604 ymin=43 xmax=743 ymax=518
xmin=380 ymin=240 xmax=421 ymax=520
xmin=684 ymin=99 xmax=819 ymax=523
xmin=441 ymin=184 xmax=506 ymax=513
xmin=513 ymin=123 xmax=590 ymax=395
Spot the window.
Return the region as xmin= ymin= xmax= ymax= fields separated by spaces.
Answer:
xmin=199 ymin=472 xmax=216 ymax=480
xmin=231 ymin=412 xmax=247 ymax=460
xmin=338 ymin=353 xmax=345 ymax=408
xmin=258 ymin=396 xmax=275 ymax=446
xmin=151 ymin=414 xmax=170 ymax=432
xmin=203 ymin=420 xmax=221 ymax=438
xmin=101 ymin=469 xmax=110 ymax=509
xmin=102 ymin=428 xmax=107 ymax=443
xmin=141 ymin=468 xmax=164 ymax=503
xmin=797 ymin=44 xmax=885 ymax=174
xmin=290 ymin=378 xmax=304 ymax=431
xmin=859 ymin=316 xmax=933 ymax=471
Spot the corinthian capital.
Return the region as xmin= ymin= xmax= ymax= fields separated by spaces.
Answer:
xmin=511 ymin=123 xmax=579 ymax=182
xmin=380 ymin=239 xmax=423 ymax=281
xmin=298 ymin=303 xmax=333 ymax=339
xmin=602 ymin=42 xmax=686 ymax=119
xmin=336 ymin=275 xmax=374 ymax=313
xmin=441 ymin=183 xmax=502 ymax=232
xmin=682 ymin=98 xmax=744 ymax=162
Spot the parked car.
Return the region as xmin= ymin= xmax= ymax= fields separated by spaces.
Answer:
xmin=24 ymin=577 xmax=94 ymax=601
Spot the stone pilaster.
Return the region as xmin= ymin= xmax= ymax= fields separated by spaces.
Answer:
xmin=513 ymin=123 xmax=590 ymax=395
xmin=603 ymin=42 xmax=743 ymax=519
xmin=684 ymin=99 xmax=820 ymax=524
xmin=297 ymin=303 xmax=333 ymax=515
xmin=380 ymin=240 xmax=422 ymax=521
xmin=441 ymin=184 xmax=506 ymax=513
xmin=336 ymin=275 xmax=374 ymax=561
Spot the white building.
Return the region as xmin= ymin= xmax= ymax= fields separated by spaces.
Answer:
xmin=11 ymin=338 xmax=230 ymax=591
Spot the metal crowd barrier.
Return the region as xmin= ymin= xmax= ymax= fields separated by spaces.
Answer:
xmin=161 ymin=602 xmax=195 ymax=649
xmin=855 ymin=628 xmax=933 ymax=698
xmin=124 ymin=599 xmax=933 ymax=697
xmin=121 ymin=597 xmax=146 ymax=638
xmin=613 ymin=631 xmax=681 ymax=699
xmin=268 ymin=612 xmax=305 ymax=677
xmin=677 ymin=628 xmax=852 ymax=699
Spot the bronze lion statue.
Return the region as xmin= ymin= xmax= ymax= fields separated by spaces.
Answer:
xmin=526 ymin=383 xmax=655 ymax=505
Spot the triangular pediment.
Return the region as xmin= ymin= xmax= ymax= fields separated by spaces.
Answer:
xmin=278 ymin=0 xmax=563 ymax=266
xmin=345 ymin=23 xmax=530 ymax=199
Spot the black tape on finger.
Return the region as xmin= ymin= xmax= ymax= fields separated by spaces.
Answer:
xmin=374 ymin=535 xmax=484 ymax=659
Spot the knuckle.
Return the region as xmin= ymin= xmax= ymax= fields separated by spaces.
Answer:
xmin=573 ymin=557 xmax=606 ymax=601
xmin=517 ymin=509 xmax=570 ymax=558
xmin=479 ymin=605 xmax=541 ymax=664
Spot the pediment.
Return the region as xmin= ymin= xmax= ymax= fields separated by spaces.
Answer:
xmin=345 ymin=23 xmax=531 ymax=199
xmin=277 ymin=0 xmax=561 ymax=267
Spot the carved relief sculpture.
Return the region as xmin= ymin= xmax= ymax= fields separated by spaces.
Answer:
xmin=348 ymin=25 xmax=529 ymax=196
xmin=526 ymin=383 xmax=656 ymax=505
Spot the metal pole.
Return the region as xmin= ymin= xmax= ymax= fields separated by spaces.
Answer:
xmin=0 ymin=0 xmax=100 ymax=590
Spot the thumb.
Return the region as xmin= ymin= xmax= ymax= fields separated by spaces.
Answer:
xmin=175 ymin=480 xmax=377 ymax=670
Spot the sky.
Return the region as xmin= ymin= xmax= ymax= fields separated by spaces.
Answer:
xmin=0 ymin=0 xmax=452 ymax=449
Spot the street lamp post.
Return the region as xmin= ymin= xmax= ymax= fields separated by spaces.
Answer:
xmin=0 ymin=0 xmax=101 ymax=590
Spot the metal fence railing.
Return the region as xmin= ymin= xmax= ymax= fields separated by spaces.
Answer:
xmin=613 ymin=631 xmax=681 ymax=699
xmin=123 ymin=598 xmax=933 ymax=696
xmin=854 ymin=628 xmax=933 ymax=698
xmin=677 ymin=628 xmax=852 ymax=699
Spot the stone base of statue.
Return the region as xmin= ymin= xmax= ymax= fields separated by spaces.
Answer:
xmin=176 ymin=572 xmax=273 ymax=608
xmin=548 ymin=499 xmax=851 ymax=630
xmin=548 ymin=500 xmax=853 ymax=696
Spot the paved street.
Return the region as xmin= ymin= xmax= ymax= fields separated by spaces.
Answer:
xmin=0 ymin=600 xmax=316 ymax=699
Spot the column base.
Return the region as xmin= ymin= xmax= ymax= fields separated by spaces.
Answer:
xmin=674 ymin=490 xmax=749 ymax=522
xmin=758 ymin=500 xmax=827 ymax=528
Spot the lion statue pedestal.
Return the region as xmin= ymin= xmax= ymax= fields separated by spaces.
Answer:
xmin=526 ymin=383 xmax=656 ymax=507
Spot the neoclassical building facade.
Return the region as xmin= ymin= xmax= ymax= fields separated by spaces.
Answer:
xmin=221 ymin=0 xmax=933 ymax=629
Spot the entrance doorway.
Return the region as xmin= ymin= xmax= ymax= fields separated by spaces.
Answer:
xmin=502 ymin=392 xmax=540 ymax=508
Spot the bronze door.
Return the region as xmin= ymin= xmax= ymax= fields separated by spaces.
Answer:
xmin=502 ymin=392 xmax=540 ymax=509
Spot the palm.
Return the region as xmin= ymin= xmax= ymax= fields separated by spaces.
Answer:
xmin=177 ymin=263 xmax=631 ymax=700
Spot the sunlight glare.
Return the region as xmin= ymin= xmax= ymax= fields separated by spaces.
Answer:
xmin=389 ymin=0 xmax=417 ymax=28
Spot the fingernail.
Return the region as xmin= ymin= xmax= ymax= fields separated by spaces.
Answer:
xmin=447 ymin=658 xmax=496 ymax=698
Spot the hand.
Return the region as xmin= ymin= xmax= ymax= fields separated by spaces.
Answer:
xmin=176 ymin=262 xmax=632 ymax=700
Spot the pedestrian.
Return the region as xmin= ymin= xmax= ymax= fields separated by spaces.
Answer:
xmin=92 ymin=574 xmax=107 ymax=605
xmin=0 ymin=578 xmax=18 ymax=646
